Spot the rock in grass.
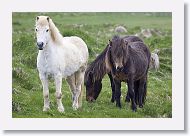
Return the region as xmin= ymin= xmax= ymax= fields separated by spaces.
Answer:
xmin=141 ymin=29 xmax=152 ymax=38
xmin=12 ymin=102 xmax=21 ymax=112
xmin=115 ymin=26 xmax=127 ymax=33
xmin=149 ymin=52 xmax=160 ymax=71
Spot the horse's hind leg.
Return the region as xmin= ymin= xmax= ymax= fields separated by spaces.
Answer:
xmin=126 ymin=80 xmax=139 ymax=104
xmin=75 ymin=71 xmax=85 ymax=109
xmin=54 ymin=74 xmax=64 ymax=112
xmin=127 ymin=78 xmax=137 ymax=112
xmin=66 ymin=75 xmax=77 ymax=109
xmin=138 ymin=77 xmax=146 ymax=108
xmin=39 ymin=73 xmax=50 ymax=111
xmin=67 ymin=69 xmax=85 ymax=110
xmin=134 ymin=80 xmax=139 ymax=105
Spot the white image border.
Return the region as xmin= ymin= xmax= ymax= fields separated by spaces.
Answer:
xmin=0 ymin=0 xmax=184 ymax=130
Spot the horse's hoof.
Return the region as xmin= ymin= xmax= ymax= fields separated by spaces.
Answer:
xmin=73 ymin=107 xmax=78 ymax=110
xmin=111 ymin=99 xmax=115 ymax=103
xmin=43 ymin=106 xmax=50 ymax=112
xmin=58 ymin=107 xmax=65 ymax=113
xmin=72 ymin=104 xmax=79 ymax=110
xmin=139 ymin=105 xmax=143 ymax=108
xmin=116 ymin=103 xmax=121 ymax=108
xmin=132 ymin=108 xmax=137 ymax=112
xmin=132 ymin=107 xmax=137 ymax=112
xmin=125 ymin=98 xmax=130 ymax=103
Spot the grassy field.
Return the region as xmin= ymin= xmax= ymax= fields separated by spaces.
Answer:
xmin=12 ymin=12 xmax=172 ymax=118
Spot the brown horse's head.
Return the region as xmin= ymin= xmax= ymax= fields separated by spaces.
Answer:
xmin=106 ymin=36 xmax=129 ymax=72
xmin=84 ymin=70 xmax=102 ymax=102
xmin=84 ymin=45 xmax=110 ymax=102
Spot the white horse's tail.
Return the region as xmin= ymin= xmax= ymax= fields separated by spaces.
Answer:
xmin=78 ymin=81 xmax=84 ymax=108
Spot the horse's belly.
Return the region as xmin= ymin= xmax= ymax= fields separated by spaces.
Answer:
xmin=114 ymin=72 xmax=128 ymax=81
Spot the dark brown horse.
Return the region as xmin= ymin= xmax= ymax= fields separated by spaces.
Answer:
xmin=84 ymin=36 xmax=144 ymax=105
xmin=105 ymin=35 xmax=151 ymax=111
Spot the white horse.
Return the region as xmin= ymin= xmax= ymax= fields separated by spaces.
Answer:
xmin=35 ymin=16 xmax=88 ymax=112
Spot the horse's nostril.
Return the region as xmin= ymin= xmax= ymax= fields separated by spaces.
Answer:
xmin=37 ymin=42 xmax=44 ymax=49
xmin=116 ymin=66 xmax=123 ymax=72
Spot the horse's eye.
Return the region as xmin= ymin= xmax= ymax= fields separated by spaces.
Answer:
xmin=35 ymin=28 xmax=38 ymax=32
xmin=46 ymin=29 xmax=49 ymax=32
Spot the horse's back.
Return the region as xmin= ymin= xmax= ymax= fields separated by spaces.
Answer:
xmin=63 ymin=36 xmax=88 ymax=61
xmin=59 ymin=36 xmax=88 ymax=77
xmin=130 ymin=41 xmax=151 ymax=60
xmin=123 ymin=35 xmax=143 ymax=43
xmin=127 ymin=41 xmax=151 ymax=79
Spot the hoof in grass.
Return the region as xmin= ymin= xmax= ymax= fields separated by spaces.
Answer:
xmin=43 ymin=106 xmax=50 ymax=112
xmin=58 ymin=106 xmax=65 ymax=113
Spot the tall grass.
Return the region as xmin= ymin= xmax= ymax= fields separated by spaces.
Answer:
xmin=12 ymin=12 xmax=172 ymax=118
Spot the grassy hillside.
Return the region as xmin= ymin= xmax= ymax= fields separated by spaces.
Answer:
xmin=12 ymin=12 xmax=172 ymax=118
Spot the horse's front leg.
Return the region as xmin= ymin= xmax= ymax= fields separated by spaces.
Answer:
xmin=127 ymin=78 xmax=137 ymax=112
xmin=54 ymin=74 xmax=64 ymax=113
xmin=125 ymin=80 xmax=131 ymax=103
xmin=113 ymin=79 xmax=121 ymax=108
xmin=39 ymin=73 xmax=50 ymax=112
xmin=108 ymin=73 xmax=115 ymax=103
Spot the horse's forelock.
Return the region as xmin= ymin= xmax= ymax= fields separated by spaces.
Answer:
xmin=36 ymin=16 xmax=49 ymax=27
xmin=110 ymin=36 xmax=130 ymax=66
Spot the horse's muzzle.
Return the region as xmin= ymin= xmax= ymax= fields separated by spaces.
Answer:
xmin=86 ymin=96 xmax=95 ymax=102
xmin=116 ymin=66 xmax=124 ymax=72
xmin=37 ymin=42 xmax=44 ymax=50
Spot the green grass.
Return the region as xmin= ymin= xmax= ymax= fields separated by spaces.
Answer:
xmin=12 ymin=12 xmax=172 ymax=118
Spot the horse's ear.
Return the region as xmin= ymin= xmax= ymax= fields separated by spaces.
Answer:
xmin=109 ymin=40 xmax=112 ymax=46
xmin=47 ymin=16 xmax=50 ymax=22
xmin=128 ymin=45 xmax=132 ymax=49
xmin=125 ymin=40 xmax=128 ymax=46
xmin=108 ymin=44 xmax=111 ymax=49
xmin=105 ymin=47 xmax=112 ymax=72
xmin=36 ymin=16 xmax=39 ymax=21
xmin=121 ymin=39 xmax=128 ymax=47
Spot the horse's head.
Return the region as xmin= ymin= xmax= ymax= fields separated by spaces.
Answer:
xmin=84 ymin=70 xmax=102 ymax=102
xmin=35 ymin=16 xmax=51 ymax=50
xmin=107 ymin=36 xmax=129 ymax=72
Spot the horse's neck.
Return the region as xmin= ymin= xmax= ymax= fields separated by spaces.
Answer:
xmin=39 ymin=42 xmax=54 ymax=60
xmin=94 ymin=56 xmax=107 ymax=80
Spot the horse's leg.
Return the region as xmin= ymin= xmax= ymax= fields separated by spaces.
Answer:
xmin=138 ymin=77 xmax=147 ymax=108
xmin=125 ymin=80 xmax=130 ymax=103
xmin=134 ymin=80 xmax=139 ymax=105
xmin=66 ymin=74 xmax=76 ymax=109
xmin=54 ymin=74 xmax=64 ymax=113
xmin=113 ymin=79 xmax=121 ymax=108
xmin=74 ymin=70 xmax=85 ymax=109
xmin=108 ymin=73 xmax=115 ymax=103
xmin=127 ymin=78 xmax=137 ymax=112
xmin=39 ymin=73 xmax=50 ymax=111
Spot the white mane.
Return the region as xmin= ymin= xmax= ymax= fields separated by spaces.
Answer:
xmin=48 ymin=18 xmax=63 ymax=44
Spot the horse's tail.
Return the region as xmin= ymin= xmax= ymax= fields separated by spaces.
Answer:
xmin=78 ymin=80 xmax=84 ymax=108
xmin=142 ymin=79 xmax=147 ymax=104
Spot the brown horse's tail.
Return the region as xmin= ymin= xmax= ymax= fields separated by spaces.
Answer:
xmin=142 ymin=79 xmax=147 ymax=104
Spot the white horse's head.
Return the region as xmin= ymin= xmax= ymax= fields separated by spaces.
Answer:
xmin=35 ymin=16 xmax=51 ymax=50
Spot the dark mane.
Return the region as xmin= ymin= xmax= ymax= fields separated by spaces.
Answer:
xmin=84 ymin=45 xmax=109 ymax=84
